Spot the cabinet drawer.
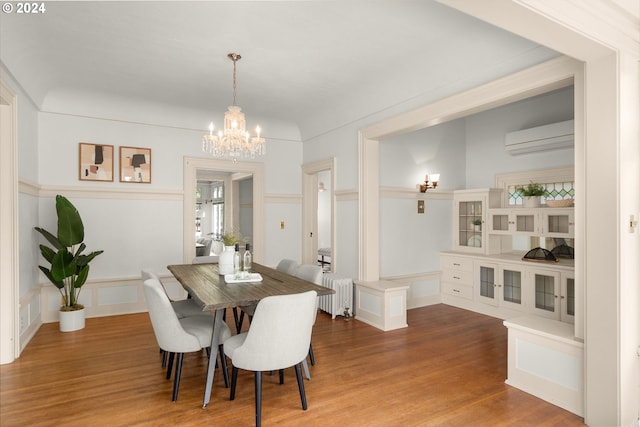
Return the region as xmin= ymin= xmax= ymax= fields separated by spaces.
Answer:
xmin=440 ymin=256 xmax=473 ymax=272
xmin=441 ymin=269 xmax=473 ymax=286
xmin=442 ymin=282 xmax=473 ymax=300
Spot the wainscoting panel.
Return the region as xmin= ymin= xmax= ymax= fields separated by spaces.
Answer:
xmin=379 ymin=271 xmax=442 ymax=309
xmin=38 ymin=274 xmax=178 ymax=324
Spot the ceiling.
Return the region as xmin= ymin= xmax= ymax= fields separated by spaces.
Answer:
xmin=0 ymin=1 xmax=559 ymax=138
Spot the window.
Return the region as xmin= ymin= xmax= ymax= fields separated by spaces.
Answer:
xmin=495 ymin=167 xmax=575 ymax=206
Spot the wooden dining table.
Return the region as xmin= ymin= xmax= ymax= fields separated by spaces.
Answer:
xmin=167 ymin=261 xmax=334 ymax=408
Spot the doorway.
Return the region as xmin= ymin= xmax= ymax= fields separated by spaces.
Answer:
xmin=183 ymin=157 xmax=264 ymax=263
xmin=302 ymin=158 xmax=336 ymax=271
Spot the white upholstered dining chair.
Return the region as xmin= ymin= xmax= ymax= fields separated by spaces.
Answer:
xmin=275 ymin=258 xmax=299 ymax=275
xmin=223 ymin=291 xmax=318 ymax=427
xmin=143 ymin=278 xmax=231 ymax=401
xmin=141 ymin=268 xmax=205 ymax=318
xmin=236 ymin=258 xmax=301 ymax=332
xmin=293 ymin=264 xmax=323 ymax=378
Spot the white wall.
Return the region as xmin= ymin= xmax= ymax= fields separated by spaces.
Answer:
xmin=464 ymin=87 xmax=574 ymax=187
xmin=379 ymin=120 xmax=465 ymax=276
xmin=380 ymin=119 xmax=467 ymax=190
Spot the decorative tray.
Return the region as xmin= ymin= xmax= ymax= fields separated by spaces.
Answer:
xmin=224 ymin=273 xmax=263 ymax=284
xmin=546 ymin=199 xmax=574 ymax=208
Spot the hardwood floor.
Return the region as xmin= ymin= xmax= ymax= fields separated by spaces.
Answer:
xmin=1 ymin=304 xmax=585 ymax=427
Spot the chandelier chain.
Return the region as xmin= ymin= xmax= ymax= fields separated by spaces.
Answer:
xmin=231 ymin=53 xmax=238 ymax=106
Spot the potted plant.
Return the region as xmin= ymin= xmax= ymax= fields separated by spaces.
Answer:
xmin=35 ymin=195 xmax=103 ymax=332
xmin=516 ymin=182 xmax=547 ymax=208
xmin=472 ymin=218 xmax=482 ymax=231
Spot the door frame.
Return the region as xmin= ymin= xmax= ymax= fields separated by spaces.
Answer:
xmin=0 ymin=78 xmax=19 ymax=364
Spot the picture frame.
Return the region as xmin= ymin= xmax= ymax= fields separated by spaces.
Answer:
xmin=119 ymin=146 xmax=151 ymax=183
xmin=79 ymin=142 xmax=114 ymax=182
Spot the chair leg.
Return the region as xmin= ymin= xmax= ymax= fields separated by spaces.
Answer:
xmin=230 ymin=366 xmax=238 ymax=400
xmin=218 ymin=344 xmax=229 ymax=388
xmin=308 ymin=342 xmax=315 ymax=366
xmin=255 ymin=371 xmax=262 ymax=427
xmin=161 ymin=349 xmax=168 ymax=368
xmin=294 ymin=363 xmax=308 ymax=410
xmin=172 ymin=353 xmax=184 ymax=401
xmin=166 ymin=352 xmax=175 ymax=380
xmin=233 ymin=307 xmax=245 ymax=333
xmin=302 ymin=359 xmax=311 ymax=380
xmin=279 ymin=369 xmax=284 ymax=384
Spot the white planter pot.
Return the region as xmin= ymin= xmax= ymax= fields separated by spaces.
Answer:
xmin=523 ymin=196 xmax=541 ymax=208
xmin=218 ymin=245 xmax=236 ymax=275
xmin=59 ymin=308 xmax=86 ymax=332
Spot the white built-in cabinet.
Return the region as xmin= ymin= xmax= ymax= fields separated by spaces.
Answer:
xmin=441 ymin=252 xmax=574 ymax=324
xmin=444 ymin=188 xmax=576 ymax=325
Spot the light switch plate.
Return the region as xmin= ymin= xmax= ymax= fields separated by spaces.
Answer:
xmin=418 ymin=200 xmax=425 ymax=214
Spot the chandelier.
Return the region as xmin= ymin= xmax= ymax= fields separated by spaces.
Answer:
xmin=202 ymin=53 xmax=265 ymax=160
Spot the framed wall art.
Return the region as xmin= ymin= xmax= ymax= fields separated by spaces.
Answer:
xmin=79 ymin=142 xmax=114 ymax=182
xmin=119 ymin=146 xmax=151 ymax=183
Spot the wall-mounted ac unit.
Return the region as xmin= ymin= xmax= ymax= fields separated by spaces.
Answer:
xmin=505 ymin=120 xmax=574 ymax=155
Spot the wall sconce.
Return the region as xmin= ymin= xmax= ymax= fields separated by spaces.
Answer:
xmin=318 ymin=182 xmax=326 ymax=192
xmin=419 ymin=174 xmax=440 ymax=192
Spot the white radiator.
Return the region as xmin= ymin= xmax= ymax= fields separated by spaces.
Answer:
xmin=319 ymin=274 xmax=353 ymax=319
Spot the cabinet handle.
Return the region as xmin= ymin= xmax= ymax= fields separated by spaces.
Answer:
xmin=453 ymin=289 xmax=460 ymax=293
xmin=453 ymin=276 xmax=461 ymax=280
xmin=453 ymin=263 xmax=461 ymax=266
xmin=560 ymin=295 xmax=565 ymax=299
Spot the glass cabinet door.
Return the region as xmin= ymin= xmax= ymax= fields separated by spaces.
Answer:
xmin=476 ymin=263 xmax=498 ymax=306
xmin=489 ymin=209 xmax=510 ymax=234
xmin=500 ymin=267 xmax=524 ymax=310
xmin=531 ymin=270 xmax=560 ymax=319
xmin=561 ymin=273 xmax=575 ymax=324
xmin=458 ymin=200 xmax=483 ymax=249
xmin=543 ymin=208 xmax=574 ymax=237
xmin=513 ymin=210 xmax=538 ymax=235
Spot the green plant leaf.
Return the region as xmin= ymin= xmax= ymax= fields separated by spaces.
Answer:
xmin=74 ymin=265 xmax=89 ymax=288
xmin=51 ymin=249 xmax=77 ymax=282
xmin=38 ymin=266 xmax=64 ymax=289
xmin=73 ymin=243 xmax=87 ymax=258
xmin=55 ymin=195 xmax=84 ymax=248
xmin=34 ymin=227 xmax=62 ymax=250
xmin=39 ymin=244 xmax=57 ymax=264
xmin=77 ymin=250 xmax=104 ymax=267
